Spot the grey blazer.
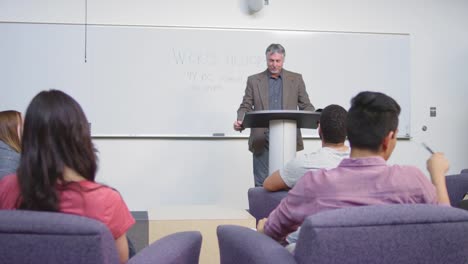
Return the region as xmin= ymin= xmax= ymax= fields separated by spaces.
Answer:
xmin=237 ymin=69 xmax=315 ymax=154
xmin=0 ymin=140 xmax=20 ymax=180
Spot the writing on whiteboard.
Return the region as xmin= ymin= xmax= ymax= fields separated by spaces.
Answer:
xmin=172 ymin=48 xmax=263 ymax=67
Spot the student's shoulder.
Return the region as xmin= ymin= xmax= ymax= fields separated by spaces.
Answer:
xmin=80 ymin=181 xmax=123 ymax=202
xmin=390 ymin=164 xmax=425 ymax=177
xmin=290 ymin=169 xmax=328 ymax=197
xmin=301 ymin=149 xmax=334 ymax=163
xmin=0 ymin=174 xmax=20 ymax=208
xmin=391 ymin=164 xmax=421 ymax=171
xmin=0 ymin=174 xmax=19 ymax=188
xmin=100 ymin=186 xmax=122 ymax=201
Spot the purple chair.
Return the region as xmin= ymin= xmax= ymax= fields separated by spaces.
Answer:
xmin=0 ymin=210 xmax=202 ymax=264
xmin=218 ymin=204 xmax=468 ymax=264
xmin=249 ymin=173 xmax=468 ymax=218
xmin=248 ymin=187 xmax=288 ymax=222
xmin=445 ymin=173 xmax=468 ymax=207
xmin=461 ymin=169 xmax=468 ymax=174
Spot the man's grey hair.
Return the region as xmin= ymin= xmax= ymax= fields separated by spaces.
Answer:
xmin=265 ymin=43 xmax=286 ymax=57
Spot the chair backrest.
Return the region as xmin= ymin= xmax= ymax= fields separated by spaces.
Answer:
xmin=217 ymin=225 xmax=296 ymax=264
xmin=461 ymin=169 xmax=468 ymax=174
xmin=128 ymin=231 xmax=202 ymax=264
xmin=0 ymin=210 xmax=119 ymax=264
xmin=445 ymin=173 xmax=468 ymax=207
xmin=248 ymin=187 xmax=288 ymax=222
xmin=295 ymin=204 xmax=468 ymax=264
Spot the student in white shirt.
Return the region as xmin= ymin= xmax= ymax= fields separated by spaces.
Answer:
xmin=263 ymin=104 xmax=349 ymax=191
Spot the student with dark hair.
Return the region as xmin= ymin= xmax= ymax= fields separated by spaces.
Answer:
xmin=258 ymin=91 xmax=450 ymax=243
xmin=263 ymin=104 xmax=349 ymax=191
xmin=0 ymin=90 xmax=135 ymax=263
xmin=0 ymin=110 xmax=22 ymax=179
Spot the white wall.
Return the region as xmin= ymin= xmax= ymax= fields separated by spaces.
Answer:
xmin=1 ymin=0 xmax=467 ymax=210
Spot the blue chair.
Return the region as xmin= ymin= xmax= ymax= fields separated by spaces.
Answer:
xmin=445 ymin=173 xmax=468 ymax=207
xmin=218 ymin=204 xmax=468 ymax=264
xmin=248 ymin=187 xmax=287 ymax=222
xmin=0 ymin=210 xmax=202 ymax=264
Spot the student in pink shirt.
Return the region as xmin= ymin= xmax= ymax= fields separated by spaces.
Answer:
xmin=257 ymin=91 xmax=450 ymax=243
xmin=0 ymin=90 xmax=135 ymax=263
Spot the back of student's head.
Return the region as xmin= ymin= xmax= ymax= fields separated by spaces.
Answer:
xmin=18 ymin=89 xmax=97 ymax=211
xmin=347 ymin=91 xmax=400 ymax=151
xmin=319 ymin=104 xmax=347 ymax=144
xmin=0 ymin=110 xmax=22 ymax=153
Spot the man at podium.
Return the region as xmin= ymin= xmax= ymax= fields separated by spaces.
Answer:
xmin=233 ymin=43 xmax=314 ymax=187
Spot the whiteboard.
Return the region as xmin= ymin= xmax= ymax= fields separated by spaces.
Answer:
xmin=0 ymin=23 xmax=92 ymax=119
xmin=0 ymin=23 xmax=410 ymax=137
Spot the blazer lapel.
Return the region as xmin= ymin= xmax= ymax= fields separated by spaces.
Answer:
xmin=257 ymin=71 xmax=269 ymax=110
xmin=282 ymin=70 xmax=293 ymax=109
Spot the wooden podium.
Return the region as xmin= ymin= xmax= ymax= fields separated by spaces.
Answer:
xmin=243 ymin=110 xmax=320 ymax=174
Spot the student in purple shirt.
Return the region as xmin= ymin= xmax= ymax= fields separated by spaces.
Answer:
xmin=257 ymin=91 xmax=450 ymax=243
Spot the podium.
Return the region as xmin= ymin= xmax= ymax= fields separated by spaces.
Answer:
xmin=243 ymin=110 xmax=320 ymax=174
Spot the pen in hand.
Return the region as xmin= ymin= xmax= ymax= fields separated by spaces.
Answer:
xmin=421 ymin=142 xmax=435 ymax=154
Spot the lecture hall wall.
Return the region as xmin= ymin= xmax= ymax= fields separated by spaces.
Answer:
xmin=1 ymin=0 xmax=467 ymax=210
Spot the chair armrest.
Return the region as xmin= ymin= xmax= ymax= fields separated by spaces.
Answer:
xmin=446 ymin=173 xmax=468 ymax=207
xmin=248 ymin=187 xmax=288 ymax=222
xmin=128 ymin=231 xmax=201 ymax=264
xmin=217 ymin=225 xmax=296 ymax=264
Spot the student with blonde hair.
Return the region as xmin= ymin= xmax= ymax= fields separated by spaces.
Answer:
xmin=0 ymin=110 xmax=22 ymax=179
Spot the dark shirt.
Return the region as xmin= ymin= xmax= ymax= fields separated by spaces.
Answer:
xmin=268 ymin=71 xmax=283 ymax=110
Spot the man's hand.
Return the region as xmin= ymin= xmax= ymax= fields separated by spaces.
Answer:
xmin=427 ymin=152 xmax=451 ymax=205
xmin=233 ymin=120 xmax=244 ymax=131
xmin=427 ymin=152 xmax=449 ymax=183
xmin=257 ymin=218 xmax=267 ymax=234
